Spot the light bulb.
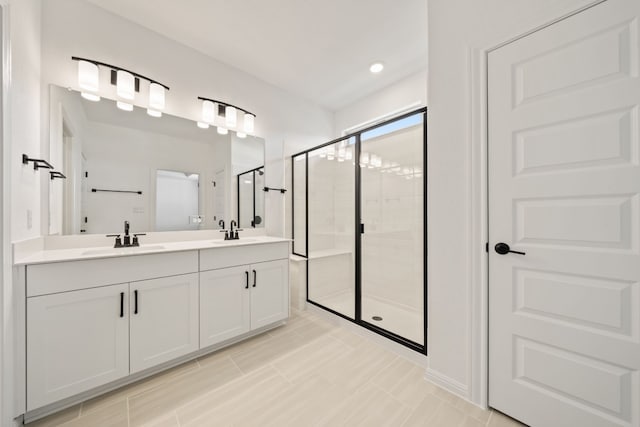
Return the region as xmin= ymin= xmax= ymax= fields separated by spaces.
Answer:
xmin=116 ymin=70 xmax=135 ymax=100
xmin=78 ymin=60 xmax=99 ymax=92
xmin=147 ymin=109 xmax=162 ymax=118
xmin=202 ymin=100 xmax=215 ymax=123
xmin=226 ymin=106 xmax=237 ymax=128
xmin=81 ymin=92 xmax=100 ymax=102
xmin=243 ymin=113 xmax=255 ymax=133
xmin=217 ymin=127 xmax=228 ymax=135
xmin=116 ymin=101 xmax=133 ymax=111
xmin=148 ymin=83 xmax=165 ymax=110
xmin=237 ymin=132 xmax=247 ymax=138
xmin=197 ymin=121 xmax=210 ymax=129
xmin=369 ymin=62 xmax=384 ymax=73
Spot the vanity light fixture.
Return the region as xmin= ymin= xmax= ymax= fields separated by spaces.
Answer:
xmin=202 ymin=100 xmax=216 ymax=123
xmin=78 ymin=60 xmax=100 ymax=101
xmin=71 ymin=57 xmax=169 ymax=115
xmin=116 ymin=70 xmax=135 ymax=100
xmin=226 ymin=106 xmax=237 ymax=128
xmin=244 ymin=112 xmax=255 ymax=133
xmin=148 ymin=82 xmax=165 ymax=117
xmin=198 ymin=96 xmax=256 ymax=136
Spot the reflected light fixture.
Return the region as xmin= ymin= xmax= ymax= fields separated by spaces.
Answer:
xmin=72 ymin=57 xmax=169 ymax=115
xmin=217 ymin=127 xmax=229 ymax=135
xmin=237 ymin=132 xmax=247 ymax=139
xmin=197 ymin=121 xmax=210 ymax=129
xmin=369 ymin=62 xmax=384 ymax=73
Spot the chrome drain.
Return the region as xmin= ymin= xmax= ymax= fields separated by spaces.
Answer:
xmin=372 ymin=316 xmax=383 ymax=321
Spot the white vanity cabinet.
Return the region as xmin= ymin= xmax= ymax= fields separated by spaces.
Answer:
xmin=22 ymin=240 xmax=290 ymax=415
xmin=199 ymin=242 xmax=289 ymax=348
xmin=200 ymin=259 xmax=289 ymax=348
xmin=27 ymin=283 xmax=130 ymax=411
xmin=25 ymin=251 xmax=199 ymax=411
xmin=129 ymin=273 xmax=199 ymax=373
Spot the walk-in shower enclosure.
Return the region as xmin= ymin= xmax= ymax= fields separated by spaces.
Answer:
xmin=292 ymin=108 xmax=426 ymax=352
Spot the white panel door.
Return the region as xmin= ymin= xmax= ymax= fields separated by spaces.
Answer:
xmin=130 ymin=273 xmax=199 ymax=373
xmin=200 ymin=266 xmax=251 ymax=348
xmin=27 ymin=283 xmax=129 ymax=410
xmin=250 ymin=259 xmax=289 ymax=330
xmin=488 ymin=1 xmax=640 ymax=426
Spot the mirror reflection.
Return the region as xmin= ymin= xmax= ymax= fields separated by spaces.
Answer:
xmin=237 ymin=166 xmax=265 ymax=228
xmin=48 ymin=85 xmax=265 ymax=235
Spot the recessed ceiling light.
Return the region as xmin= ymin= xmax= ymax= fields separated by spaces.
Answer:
xmin=369 ymin=62 xmax=384 ymax=73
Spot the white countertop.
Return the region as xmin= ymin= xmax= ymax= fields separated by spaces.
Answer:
xmin=14 ymin=236 xmax=290 ymax=266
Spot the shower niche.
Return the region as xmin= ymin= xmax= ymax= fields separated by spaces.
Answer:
xmin=292 ymin=109 xmax=426 ymax=352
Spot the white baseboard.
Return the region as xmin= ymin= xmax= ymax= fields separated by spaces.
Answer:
xmin=424 ymin=367 xmax=470 ymax=400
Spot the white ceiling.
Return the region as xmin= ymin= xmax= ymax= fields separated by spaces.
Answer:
xmin=83 ymin=0 xmax=428 ymax=111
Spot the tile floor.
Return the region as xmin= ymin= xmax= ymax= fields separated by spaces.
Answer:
xmin=28 ymin=308 xmax=525 ymax=427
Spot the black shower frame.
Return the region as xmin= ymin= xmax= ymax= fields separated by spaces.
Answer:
xmin=236 ymin=165 xmax=264 ymax=228
xmin=291 ymin=107 xmax=428 ymax=354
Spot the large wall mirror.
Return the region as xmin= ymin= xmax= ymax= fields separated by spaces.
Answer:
xmin=48 ymin=85 xmax=265 ymax=235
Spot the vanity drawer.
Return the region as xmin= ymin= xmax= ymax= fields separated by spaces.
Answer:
xmin=27 ymin=251 xmax=199 ymax=297
xmin=199 ymin=242 xmax=289 ymax=271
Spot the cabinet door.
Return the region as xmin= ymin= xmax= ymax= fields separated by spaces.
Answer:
xmin=200 ymin=266 xmax=250 ymax=348
xmin=27 ymin=283 xmax=129 ymax=410
xmin=250 ymin=259 xmax=289 ymax=330
xmin=130 ymin=273 xmax=199 ymax=373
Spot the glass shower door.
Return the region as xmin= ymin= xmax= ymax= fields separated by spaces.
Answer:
xmin=307 ymin=137 xmax=356 ymax=319
xmin=359 ymin=113 xmax=425 ymax=346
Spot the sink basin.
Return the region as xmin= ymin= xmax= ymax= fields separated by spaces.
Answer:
xmin=82 ymin=245 xmax=166 ymax=256
xmin=211 ymin=238 xmax=259 ymax=245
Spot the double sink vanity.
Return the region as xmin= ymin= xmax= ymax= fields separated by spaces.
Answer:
xmin=14 ymin=232 xmax=290 ymax=419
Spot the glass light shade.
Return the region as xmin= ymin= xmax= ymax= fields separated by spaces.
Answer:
xmin=147 ymin=109 xmax=162 ymax=118
xmin=217 ymin=127 xmax=228 ymax=135
xmin=116 ymin=101 xmax=133 ymax=111
xmin=225 ymin=106 xmax=237 ymax=128
xmin=243 ymin=113 xmax=255 ymax=133
xmin=197 ymin=121 xmax=210 ymax=129
xmin=116 ymin=70 xmax=135 ymax=100
xmin=236 ymin=132 xmax=247 ymax=138
xmin=202 ymin=100 xmax=215 ymax=123
xmin=319 ymin=148 xmax=326 ymax=158
xmin=78 ymin=60 xmax=99 ymax=92
xmin=148 ymin=83 xmax=165 ymax=110
xmin=81 ymin=92 xmax=100 ymax=102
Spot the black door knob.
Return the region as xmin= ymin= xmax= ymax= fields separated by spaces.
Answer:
xmin=494 ymin=243 xmax=525 ymax=256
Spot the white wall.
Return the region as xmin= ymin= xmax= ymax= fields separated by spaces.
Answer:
xmin=427 ymin=0 xmax=601 ymax=404
xmin=4 ymin=1 xmax=41 ymax=424
xmin=333 ymin=70 xmax=427 ymax=137
xmin=10 ymin=0 xmax=41 ymax=242
xmin=40 ymin=0 xmax=334 ymax=238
